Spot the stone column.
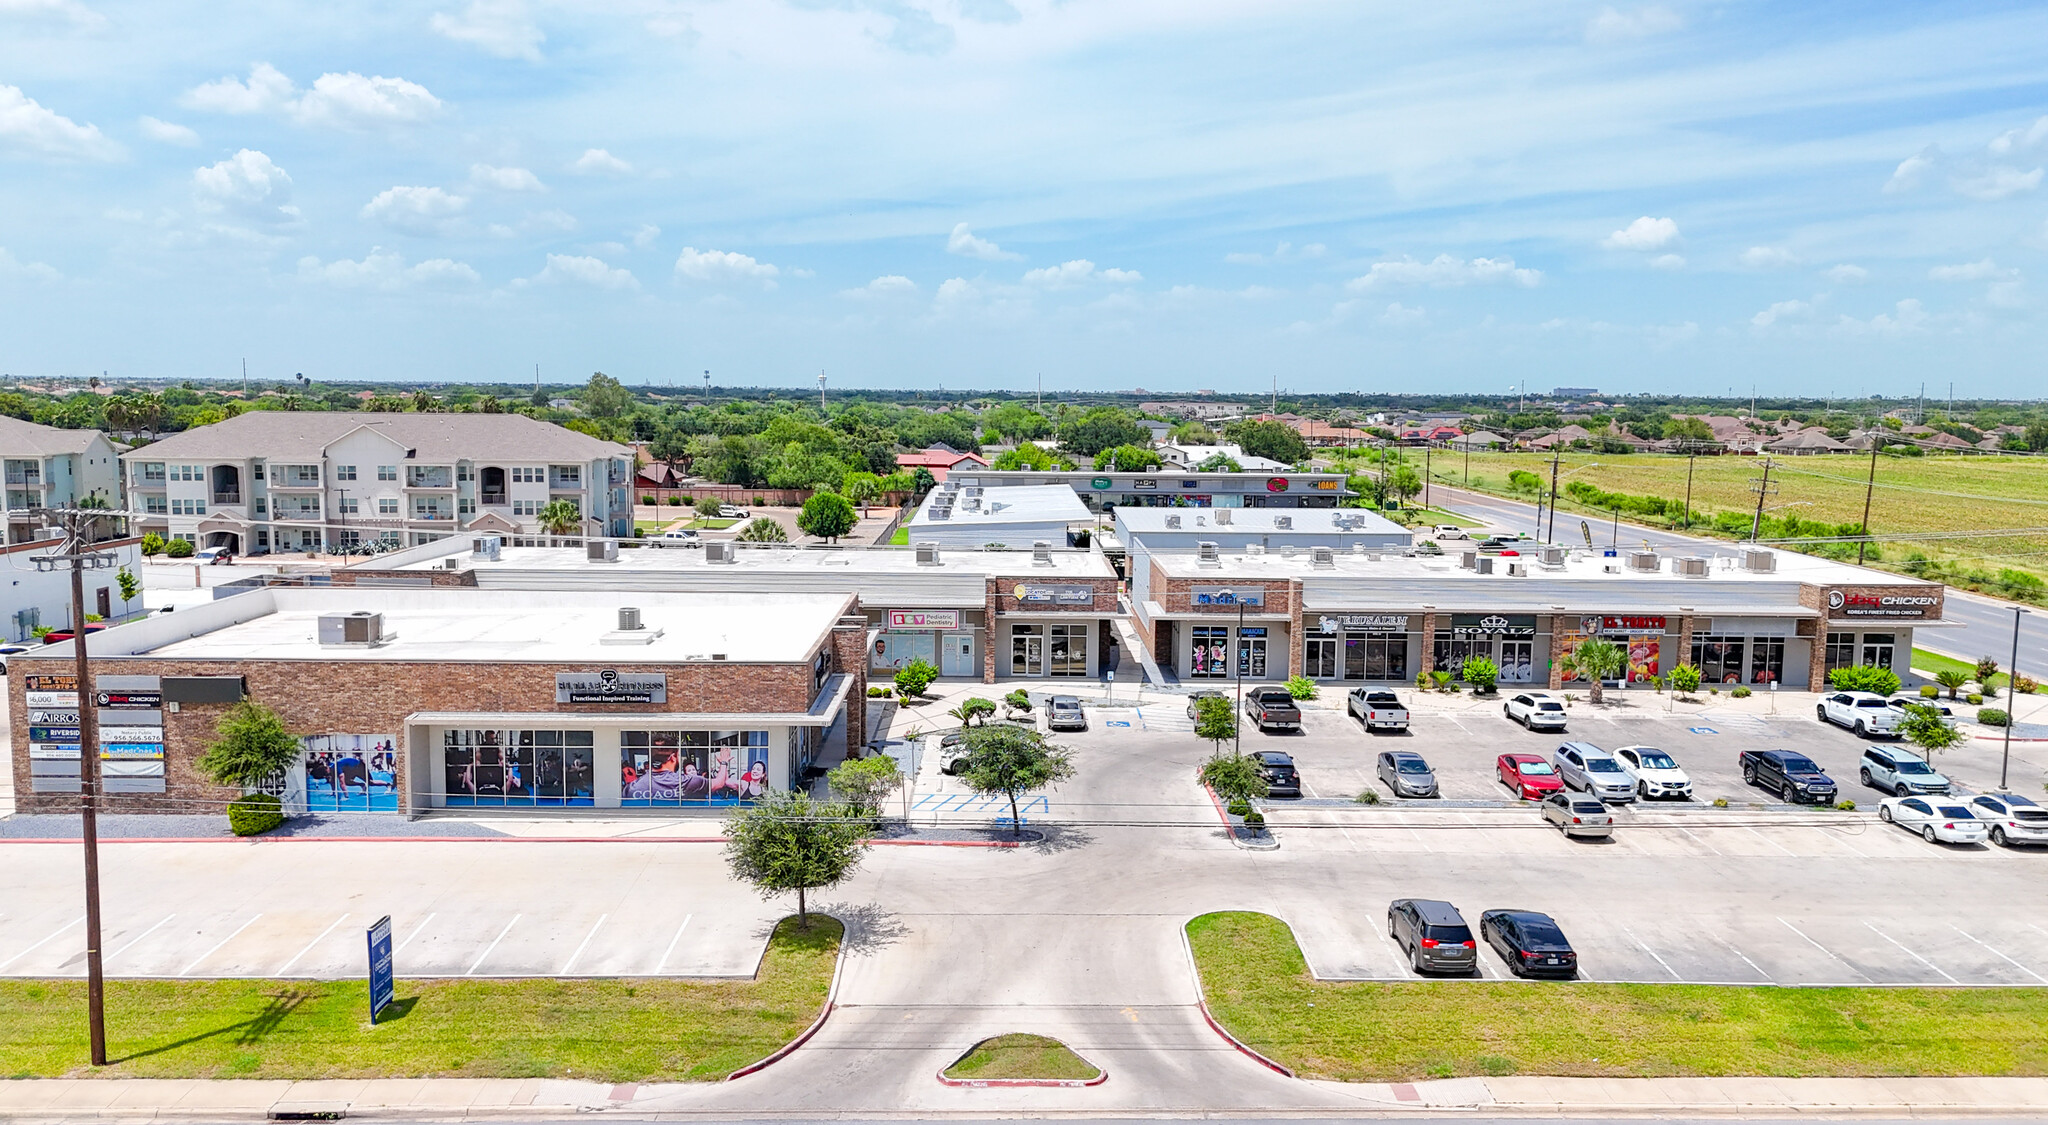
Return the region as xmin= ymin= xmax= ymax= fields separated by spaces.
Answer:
xmin=1548 ymin=616 xmax=1569 ymax=690
xmin=833 ymin=615 xmax=869 ymax=752
xmin=1677 ymin=614 xmax=1696 ymax=673
xmin=984 ymin=580 xmax=999 ymax=684
xmin=1286 ymin=579 xmax=1305 ymax=679
xmin=1419 ymin=610 xmax=1437 ymax=676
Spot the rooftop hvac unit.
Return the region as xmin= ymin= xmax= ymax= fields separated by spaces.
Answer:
xmin=1351 ymin=542 xmax=1367 ymax=554
xmin=1366 ymin=551 xmax=1382 ymax=562
xmin=1246 ymin=544 xmax=1265 ymax=556
xmin=1165 ymin=514 xmax=1182 ymax=529
xmin=1311 ymin=546 xmax=1335 ymax=568
xmin=317 ymin=611 xmax=385 ymax=646
xmin=586 ymin=539 xmax=618 ymax=563
xmin=1459 ymin=550 xmax=1477 ymax=569
xmin=1627 ymin=550 xmax=1660 ymax=572
xmin=1032 ymin=541 xmax=1054 ymax=567
xmin=1539 ymin=546 xmax=1567 ymax=568
xmin=705 ymin=541 xmax=737 ymax=564
xmin=1274 ymin=515 xmax=1293 ymax=530
xmin=1475 ymin=556 xmax=1495 ymax=575
xmin=442 ymin=559 xmax=460 ymax=570
xmin=1197 ymin=541 xmax=1221 ymax=566
xmin=618 ymin=607 xmax=643 ymax=631
xmin=471 ymin=535 xmax=501 ymax=561
xmin=1741 ymin=547 xmax=1777 ymax=572
xmin=1215 ymin=509 xmax=1233 ymax=525
xmin=1506 ymin=561 xmax=1526 ymax=577
xmin=915 ymin=542 xmax=943 ymax=566
xmin=1673 ymin=556 xmax=1710 ymax=578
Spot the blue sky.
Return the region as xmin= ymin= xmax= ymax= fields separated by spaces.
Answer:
xmin=4 ymin=0 xmax=2048 ymax=396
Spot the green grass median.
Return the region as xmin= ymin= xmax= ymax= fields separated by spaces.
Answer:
xmin=943 ymin=1034 xmax=1100 ymax=1081
xmin=0 ymin=916 xmax=839 ymax=1082
xmin=1187 ymin=911 xmax=2048 ymax=1082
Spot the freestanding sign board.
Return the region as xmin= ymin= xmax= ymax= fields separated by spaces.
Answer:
xmin=367 ymin=915 xmax=394 ymax=1024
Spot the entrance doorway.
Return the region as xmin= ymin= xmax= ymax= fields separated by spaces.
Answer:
xmin=1012 ymin=628 xmax=1044 ymax=676
xmin=1237 ymin=629 xmax=1269 ymax=678
xmin=941 ymin=631 xmax=977 ymax=677
xmin=1498 ymin=640 xmax=1535 ymax=683
xmin=1304 ymin=638 xmax=1337 ymax=678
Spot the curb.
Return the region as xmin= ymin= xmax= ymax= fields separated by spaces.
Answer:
xmin=723 ymin=911 xmax=850 ymax=1082
xmin=935 ymin=1042 xmax=1108 ymax=1088
xmin=1200 ymin=779 xmax=1280 ymax=851
xmin=1178 ymin=921 xmax=1295 ymax=1078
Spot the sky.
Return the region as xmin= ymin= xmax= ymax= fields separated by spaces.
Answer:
xmin=3 ymin=1 xmax=2048 ymax=397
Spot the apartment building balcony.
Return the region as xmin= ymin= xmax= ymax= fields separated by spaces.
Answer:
xmin=405 ymin=468 xmax=455 ymax=490
xmin=548 ymin=480 xmax=585 ymax=493
xmin=272 ymin=508 xmax=324 ymax=523
xmin=3 ymin=469 xmax=44 ymax=487
xmin=479 ymin=490 xmax=508 ymax=506
xmin=270 ymin=478 xmax=323 ymax=490
xmin=211 ymin=490 xmax=243 ymax=505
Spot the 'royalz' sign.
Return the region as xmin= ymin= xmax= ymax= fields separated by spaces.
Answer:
xmin=1825 ymin=588 xmax=1941 ymax=620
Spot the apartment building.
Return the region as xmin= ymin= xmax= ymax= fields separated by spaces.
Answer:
xmin=1 ymin=415 xmax=123 ymax=545
xmin=120 ymin=412 xmax=633 ymax=553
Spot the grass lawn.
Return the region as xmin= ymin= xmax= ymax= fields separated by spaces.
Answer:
xmin=687 ymin=517 xmax=741 ymax=530
xmin=943 ymin=1034 xmax=1100 ymax=1081
xmin=1404 ymin=505 xmax=1483 ymax=528
xmin=0 ymin=916 xmax=839 ymax=1082
xmin=1187 ymin=912 xmax=2048 ymax=1082
xmin=888 ymin=527 xmax=910 ymax=545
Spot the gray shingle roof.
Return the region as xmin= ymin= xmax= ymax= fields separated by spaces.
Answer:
xmin=0 ymin=414 xmax=106 ymax=457
xmin=117 ymin=411 xmax=631 ymax=463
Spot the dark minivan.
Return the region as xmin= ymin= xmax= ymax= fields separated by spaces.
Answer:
xmin=1386 ymin=898 xmax=1478 ymax=975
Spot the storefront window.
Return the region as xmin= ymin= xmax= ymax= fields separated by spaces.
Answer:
xmin=1623 ymin=635 xmax=1662 ymax=683
xmin=1343 ymin=633 xmax=1409 ymax=680
xmin=1305 ymin=638 xmax=1337 ymax=678
xmin=1861 ymin=633 xmax=1896 ymax=670
xmin=1825 ymin=631 xmax=1856 ymax=672
xmin=1238 ymin=627 xmax=1268 ymax=678
xmin=1190 ymin=625 xmax=1230 ymax=678
xmin=303 ymin=734 xmax=399 ymax=812
xmin=1691 ymin=635 xmax=1746 ymax=685
xmin=443 ymin=729 xmax=594 ymax=807
xmin=1749 ymin=637 xmax=1786 ymax=684
xmin=1048 ymin=624 xmax=1088 ymax=677
xmin=1496 ymin=640 xmax=1533 ymax=683
xmin=621 ymin=730 xmax=769 ymax=806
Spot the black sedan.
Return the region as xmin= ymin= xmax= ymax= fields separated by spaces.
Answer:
xmin=1479 ymin=909 xmax=1578 ymax=978
xmin=1253 ymin=751 xmax=1302 ymax=798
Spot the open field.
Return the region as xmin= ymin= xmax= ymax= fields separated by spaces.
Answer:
xmin=0 ymin=917 xmax=838 ymax=1082
xmin=1429 ymin=451 xmax=2048 ymax=596
xmin=1187 ymin=912 xmax=2048 ymax=1083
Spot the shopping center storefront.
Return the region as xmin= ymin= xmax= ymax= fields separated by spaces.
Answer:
xmin=871 ymin=608 xmax=982 ymax=679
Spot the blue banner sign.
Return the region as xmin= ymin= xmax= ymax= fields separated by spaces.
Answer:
xmin=367 ymin=915 xmax=394 ymax=1023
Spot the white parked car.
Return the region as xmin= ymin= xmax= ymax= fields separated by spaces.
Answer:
xmin=1504 ymin=691 xmax=1568 ymax=731
xmin=1613 ymin=745 xmax=1693 ymax=800
xmin=1430 ymin=525 xmax=1468 ymax=540
xmin=718 ymin=504 xmax=750 ymax=519
xmin=647 ymin=529 xmax=700 ymax=547
xmin=1817 ymin=691 xmax=1902 ymax=738
xmin=1965 ymin=793 xmax=2048 ymax=848
xmin=1878 ymin=796 xmax=1988 ymax=845
xmin=1885 ymin=695 xmax=1958 ymax=729
xmin=1553 ymin=741 xmax=1635 ymax=802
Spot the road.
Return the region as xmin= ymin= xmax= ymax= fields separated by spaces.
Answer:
xmin=1429 ymin=486 xmax=2048 ymax=671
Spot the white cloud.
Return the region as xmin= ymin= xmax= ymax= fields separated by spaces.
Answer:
xmin=181 ymin=64 xmax=440 ymax=130
xmin=0 ymin=83 xmax=120 ymax=161
xmin=137 ymin=115 xmax=197 ymax=146
xmin=1826 ymin=264 xmax=1869 ymax=283
xmin=946 ymin=222 xmax=1020 ymax=262
xmin=470 ymin=163 xmax=544 ymax=192
xmin=1344 ymin=254 xmax=1541 ymax=290
xmin=1988 ymin=281 xmax=2026 ymax=309
xmin=1380 ymin=302 xmax=1425 ymax=326
xmin=1988 ymin=116 xmax=2048 ymax=157
xmin=1835 ymin=298 xmax=1926 ymax=335
xmin=1650 ymin=253 xmax=1686 ymax=270
xmin=0 ymin=246 xmax=60 ymax=282
xmin=570 ymin=148 xmax=632 ymax=176
xmin=1884 ymin=149 xmax=1936 ymax=193
xmin=1750 ymin=298 xmax=1810 ymax=328
xmin=192 ymin=149 xmax=300 ymax=226
xmin=841 ymin=274 xmax=917 ymax=298
xmin=935 ymin=277 xmax=978 ymax=306
xmin=430 ymin=0 xmax=544 ymax=61
xmin=529 ymin=253 xmax=637 ymax=290
xmin=1740 ymin=246 xmax=1799 ymax=268
xmin=1224 ymin=241 xmax=1327 ymax=265
xmin=0 ymin=0 xmax=107 ymax=28
xmin=361 ymin=185 xmax=469 ymax=236
xmin=298 ymin=248 xmax=481 ymax=289
xmin=1602 ymin=215 xmax=1680 ymax=250
xmin=1952 ymin=166 xmax=2042 ymax=201
xmin=1928 ymin=258 xmax=2018 ymax=282
xmin=1021 ymin=259 xmax=1139 ymax=287
xmin=674 ymin=246 xmax=779 ymax=284
xmin=630 ymin=224 xmax=660 ymax=249
xmin=1585 ymin=5 xmax=1683 ymax=43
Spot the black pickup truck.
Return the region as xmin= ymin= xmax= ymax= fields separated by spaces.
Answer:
xmin=1738 ymin=749 xmax=1838 ymax=804
xmin=1243 ymin=687 xmax=1303 ymax=732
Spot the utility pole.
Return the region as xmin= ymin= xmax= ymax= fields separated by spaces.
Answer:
xmin=534 ymin=363 xmax=540 ymax=398
xmin=1856 ymin=437 xmax=1880 ymax=565
xmin=1546 ymin=448 xmax=1562 ymax=543
xmin=30 ymin=505 xmax=132 ymax=1068
xmin=1423 ymin=443 xmax=1432 ymax=511
xmin=1682 ymin=452 xmax=1696 ymax=531
xmin=1747 ymin=457 xmax=1777 ymax=542
xmin=1271 ymin=373 xmax=1277 ymax=415
xmin=2001 ymin=607 xmax=2028 ymax=791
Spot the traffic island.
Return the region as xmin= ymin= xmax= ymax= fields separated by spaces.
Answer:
xmin=0 ymin=915 xmax=840 ymax=1082
xmin=939 ymin=1034 xmax=1105 ymax=1087
xmin=1185 ymin=911 xmax=2048 ymax=1083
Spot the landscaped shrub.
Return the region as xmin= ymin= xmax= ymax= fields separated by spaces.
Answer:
xmin=1240 ymin=810 xmax=1266 ymax=830
xmin=1460 ymin=656 xmax=1499 ymax=694
xmin=1004 ymin=688 xmax=1031 ymax=711
xmin=1226 ymin=798 xmax=1251 ymax=817
xmin=226 ymin=793 xmax=284 ymax=837
xmin=165 ymin=538 xmax=194 ymax=558
xmin=640 ymin=494 xmax=655 ymax=505
xmin=1829 ymin=665 xmax=1902 ymax=697
xmin=1712 ymin=797 xmax=1729 ymax=808
xmin=893 ymin=658 xmax=938 ymax=698
xmin=1977 ymin=656 xmax=2002 ymax=684
xmin=753 ymin=496 xmax=768 ymax=507
xmin=2016 ymin=673 xmax=2040 ymax=694
xmin=1919 ymin=684 xmax=1940 ymax=699
xmin=1978 ymin=708 xmax=2009 ymax=727
xmin=1284 ymin=675 xmax=1319 ymax=700
xmin=1967 ymin=693 xmax=1984 ymax=705
xmin=141 ymin=532 xmax=165 ymax=557
xmin=667 ymin=496 xmax=683 ymax=506
xmin=866 ymin=686 xmax=887 ymax=698
xmin=1732 ymin=686 xmax=1752 ymax=698
xmin=1835 ymin=799 xmax=1856 ymax=811
xmin=1669 ymin=664 xmax=1702 ymax=694
xmin=1354 ymin=789 xmax=1382 ymax=805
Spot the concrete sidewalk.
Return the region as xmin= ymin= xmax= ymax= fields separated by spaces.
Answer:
xmin=4 ymin=1073 xmax=2048 ymax=1119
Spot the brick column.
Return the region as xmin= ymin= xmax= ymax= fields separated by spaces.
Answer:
xmin=1419 ymin=610 xmax=1437 ymax=676
xmin=1548 ymin=616 xmax=1569 ymax=690
xmin=833 ymin=616 xmax=868 ymax=752
xmin=983 ymin=580 xmax=999 ymax=684
xmin=1677 ymin=614 xmax=1696 ymax=673
xmin=1286 ymin=579 xmax=1305 ymax=679
xmin=1807 ymin=626 xmax=1827 ymax=692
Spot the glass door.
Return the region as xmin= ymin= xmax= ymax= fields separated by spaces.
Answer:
xmin=1305 ymin=639 xmax=1337 ymax=678
xmin=1011 ymin=627 xmax=1044 ymax=676
xmin=1498 ymin=640 xmax=1534 ymax=683
xmin=1238 ymin=630 xmax=1268 ymax=678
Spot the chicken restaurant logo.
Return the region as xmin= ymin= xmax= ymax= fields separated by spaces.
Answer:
xmin=1826 ymin=588 xmax=1939 ymax=618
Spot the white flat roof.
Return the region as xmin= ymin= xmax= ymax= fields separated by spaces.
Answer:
xmin=1151 ymin=544 xmax=1940 ymax=589
xmin=910 ymin=483 xmax=1090 ymax=528
xmin=1117 ymin=506 xmax=1408 ymax=537
xmin=391 ymin=544 xmax=1113 ymax=580
xmin=137 ymin=588 xmax=852 ymax=663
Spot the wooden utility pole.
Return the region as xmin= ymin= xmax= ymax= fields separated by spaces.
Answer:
xmin=1682 ymin=452 xmax=1696 ymax=531
xmin=1857 ymin=438 xmax=1881 ymax=565
xmin=1546 ymin=448 xmax=1562 ymax=543
xmin=1748 ymin=458 xmax=1778 ymax=542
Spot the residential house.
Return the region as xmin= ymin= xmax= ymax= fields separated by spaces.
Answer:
xmin=1526 ymin=425 xmax=1598 ymax=450
xmin=119 ymin=411 xmax=634 ymax=553
xmin=895 ymin=444 xmax=990 ymax=483
xmin=1446 ymin=430 xmax=1508 ymax=451
xmin=1156 ymin=443 xmax=1289 ymax=471
xmin=1765 ymin=428 xmax=1851 ymax=455
xmin=1 ymin=415 xmax=123 ymax=545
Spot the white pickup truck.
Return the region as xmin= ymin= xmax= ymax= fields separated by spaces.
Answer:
xmin=1346 ymin=688 xmax=1411 ymax=732
xmin=1818 ymin=690 xmax=1902 ymax=738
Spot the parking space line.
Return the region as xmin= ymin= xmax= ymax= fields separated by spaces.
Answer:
xmin=180 ymin=914 xmax=262 ymax=976
xmin=394 ymin=913 xmax=435 ymax=956
xmin=108 ymin=913 xmax=175 ymax=962
xmin=561 ymin=913 xmax=609 ymax=975
xmin=1741 ymin=826 xmax=1797 ymax=857
xmin=1621 ymin=926 xmax=1680 ymax=979
xmin=276 ymin=913 xmax=349 ymax=976
xmin=1713 ymin=934 xmax=1772 ymax=982
xmin=467 ymin=914 xmax=520 ymax=976
xmin=1862 ymin=921 xmax=1956 ymax=984
xmin=1821 ymin=828 xmax=1871 ymax=858
xmin=1777 ymin=916 xmax=1869 ymax=982
xmin=1950 ymin=925 xmax=2048 ymax=983
xmin=654 ymin=914 xmax=693 ymax=974
xmin=1675 ymin=827 xmax=1722 ymax=855
xmin=0 ymin=915 xmax=84 ymax=972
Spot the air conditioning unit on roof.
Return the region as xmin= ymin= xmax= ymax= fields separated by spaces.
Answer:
xmin=705 ymin=541 xmax=737 ymax=564
xmin=915 ymin=542 xmax=942 ymax=566
xmin=587 ymin=539 xmax=618 ymax=563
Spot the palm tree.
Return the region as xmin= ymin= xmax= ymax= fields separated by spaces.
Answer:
xmin=736 ymin=516 xmax=788 ymax=543
xmin=410 ymin=390 xmax=437 ymax=412
xmin=1934 ymin=669 xmax=1969 ymax=700
xmin=536 ymin=499 xmax=583 ymax=537
xmin=1562 ymin=638 xmax=1627 ymax=704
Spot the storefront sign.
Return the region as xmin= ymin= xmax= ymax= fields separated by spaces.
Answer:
xmin=367 ymin=916 xmax=395 ymax=1024
xmin=555 ymin=670 xmax=668 ymax=704
xmin=1012 ymin=584 xmax=1095 ymax=605
xmin=98 ymin=725 xmax=162 ymax=744
xmin=1132 ymin=478 xmax=1158 ymax=489
xmin=26 ymin=692 xmax=78 ymax=709
xmin=95 ymin=691 xmax=162 ymax=709
xmin=25 ymin=674 xmax=78 ymax=692
xmin=29 ymin=710 xmax=79 ymax=725
xmin=1825 ymin=588 xmax=1940 ymax=619
xmin=101 ymin=744 xmax=166 ymax=760
xmin=1319 ymin=614 xmax=1411 ymax=633
xmin=1265 ymin=477 xmax=1290 ymax=492
xmin=887 ymin=610 xmax=961 ymax=629
xmin=1450 ymin=614 xmax=1536 ymax=637
xmin=29 ymin=726 xmax=80 ymax=743
xmin=1312 ymin=480 xmax=1340 ymax=490
xmin=1583 ymin=615 xmax=1667 ymax=633
xmin=1191 ymin=587 xmax=1265 ymax=607
xmin=1090 ymin=477 xmax=1112 ymax=490
xmin=29 ymin=744 xmax=81 ymax=759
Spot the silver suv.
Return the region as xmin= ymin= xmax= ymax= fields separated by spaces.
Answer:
xmin=1386 ymin=898 xmax=1478 ymax=975
xmin=1554 ymin=741 xmax=1635 ymax=802
xmin=1859 ymin=746 xmax=1949 ymax=796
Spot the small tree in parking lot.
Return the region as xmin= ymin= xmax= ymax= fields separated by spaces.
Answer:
xmin=956 ymin=723 xmax=1075 ymax=837
xmin=1200 ymin=753 xmax=1269 ymax=807
xmin=1193 ymin=695 xmax=1237 ymax=757
xmin=827 ymin=754 xmax=902 ymax=818
xmin=723 ymin=792 xmax=871 ymax=928
xmin=1898 ymin=703 xmax=1964 ymax=759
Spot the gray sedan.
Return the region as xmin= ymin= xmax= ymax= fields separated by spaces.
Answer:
xmin=1375 ymin=750 xmax=1438 ymax=798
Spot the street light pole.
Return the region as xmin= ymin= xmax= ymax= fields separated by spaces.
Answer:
xmin=1235 ymin=596 xmax=1246 ymax=757
xmin=2001 ymin=607 xmax=2028 ymax=792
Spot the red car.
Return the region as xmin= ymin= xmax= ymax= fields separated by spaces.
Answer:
xmin=1497 ymin=753 xmax=1564 ymax=800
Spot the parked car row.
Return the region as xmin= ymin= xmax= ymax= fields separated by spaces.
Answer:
xmin=1388 ymin=898 xmax=1578 ymax=978
xmin=1879 ymin=791 xmax=2048 ymax=847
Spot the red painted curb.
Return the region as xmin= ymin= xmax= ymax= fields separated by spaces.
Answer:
xmin=725 ymin=912 xmax=850 ymax=1082
xmin=871 ymin=838 xmax=1021 ymax=848
xmin=936 ymin=1069 xmax=1108 ymax=1088
xmin=1180 ymin=922 xmax=1296 ymax=1078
